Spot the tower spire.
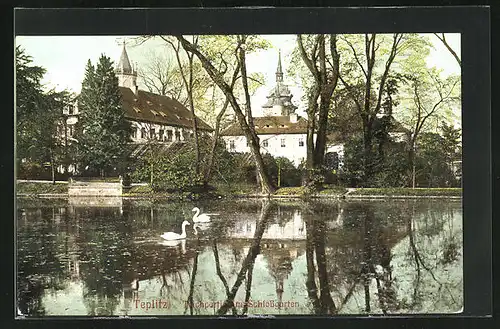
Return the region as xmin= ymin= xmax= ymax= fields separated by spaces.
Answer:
xmin=276 ymin=49 xmax=283 ymax=83
xmin=117 ymin=40 xmax=133 ymax=74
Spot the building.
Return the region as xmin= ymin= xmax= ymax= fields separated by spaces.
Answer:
xmin=61 ymin=42 xmax=213 ymax=170
xmin=221 ymin=52 xmax=344 ymax=168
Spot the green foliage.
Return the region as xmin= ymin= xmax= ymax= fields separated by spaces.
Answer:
xmin=131 ymin=137 xmax=234 ymax=192
xmin=131 ymin=141 xmax=203 ymax=192
xmin=342 ymin=131 xmax=409 ymax=188
xmin=16 ymin=46 xmax=75 ymax=180
xmin=415 ymin=132 xmax=460 ymax=188
xmin=75 ymin=55 xmax=132 ymax=177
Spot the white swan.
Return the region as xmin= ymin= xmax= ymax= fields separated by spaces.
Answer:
xmin=192 ymin=207 xmax=212 ymax=223
xmin=159 ymin=239 xmax=187 ymax=254
xmin=160 ymin=220 xmax=190 ymax=241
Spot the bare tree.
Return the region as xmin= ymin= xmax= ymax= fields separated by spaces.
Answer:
xmin=403 ymin=70 xmax=460 ymax=188
xmin=338 ymin=34 xmax=413 ymax=184
xmin=137 ymin=49 xmax=186 ymax=103
xmin=160 ymin=36 xmax=202 ymax=175
xmin=434 ymin=33 xmax=461 ymax=67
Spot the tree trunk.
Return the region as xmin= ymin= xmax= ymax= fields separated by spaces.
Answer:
xmin=50 ymin=150 xmax=56 ymax=184
xmin=314 ymin=219 xmax=337 ymax=314
xmin=176 ymin=35 xmax=275 ymax=194
xmin=278 ymin=160 xmax=281 ymax=187
xmin=216 ymin=201 xmax=271 ymax=315
xmin=204 ymin=64 xmax=239 ymax=184
xmin=412 ymin=165 xmax=416 ymax=189
xmin=363 ymin=124 xmax=374 ymax=186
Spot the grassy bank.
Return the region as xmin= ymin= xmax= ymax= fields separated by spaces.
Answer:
xmin=16 ymin=181 xmax=462 ymax=198
xmin=17 ymin=182 xmax=68 ymax=195
xmin=349 ymin=187 xmax=462 ymax=197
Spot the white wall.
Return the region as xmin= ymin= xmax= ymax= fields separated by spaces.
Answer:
xmin=129 ymin=121 xmax=193 ymax=143
xmin=223 ymin=133 xmax=312 ymax=167
xmin=223 ymin=133 xmax=347 ymax=169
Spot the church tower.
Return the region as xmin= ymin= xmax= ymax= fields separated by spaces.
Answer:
xmin=262 ymin=50 xmax=297 ymax=117
xmin=115 ymin=41 xmax=138 ymax=93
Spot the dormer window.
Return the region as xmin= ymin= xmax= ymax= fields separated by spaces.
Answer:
xmin=151 ymin=110 xmax=159 ymax=116
xmin=265 ymin=125 xmax=270 ymax=128
xmin=159 ymin=112 xmax=167 ymax=117
xmin=133 ymin=107 xmax=141 ymax=113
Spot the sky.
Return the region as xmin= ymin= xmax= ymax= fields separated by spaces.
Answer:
xmin=15 ymin=34 xmax=461 ymax=117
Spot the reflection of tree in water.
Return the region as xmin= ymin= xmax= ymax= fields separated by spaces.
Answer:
xmin=301 ymin=201 xmax=410 ymax=315
xmin=399 ymin=200 xmax=462 ymax=312
xmin=303 ymin=203 xmax=336 ymax=315
xmin=214 ymin=200 xmax=272 ymax=315
xmin=17 ymin=206 xmax=71 ymax=316
xmin=77 ymin=207 xmax=134 ymax=316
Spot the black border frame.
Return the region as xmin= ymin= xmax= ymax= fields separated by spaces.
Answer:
xmin=3 ymin=4 xmax=493 ymax=329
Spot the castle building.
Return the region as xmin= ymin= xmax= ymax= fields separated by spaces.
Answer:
xmin=62 ymin=42 xmax=213 ymax=166
xmin=221 ymin=51 xmax=344 ymax=168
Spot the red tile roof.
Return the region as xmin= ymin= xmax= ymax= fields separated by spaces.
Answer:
xmin=221 ymin=115 xmax=308 ymax=136
xmin=119 ymin=87 xmax=213 ymax=131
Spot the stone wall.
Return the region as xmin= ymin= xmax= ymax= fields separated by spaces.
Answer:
xmin=68 ymin=181 xmax=122 ymax=197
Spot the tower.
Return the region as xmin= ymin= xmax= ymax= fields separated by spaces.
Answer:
xmin=115 ymin=41 xmax=138 ymax=92
xmin=262 ymin=50 xmax=297 ymax=116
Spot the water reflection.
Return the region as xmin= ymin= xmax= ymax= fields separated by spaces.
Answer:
xmin=16 ymin=198 xmax=463 ymax=316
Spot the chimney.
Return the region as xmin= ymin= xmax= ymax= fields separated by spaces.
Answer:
xmin=290 ymin=113 xmax=298 ymax=123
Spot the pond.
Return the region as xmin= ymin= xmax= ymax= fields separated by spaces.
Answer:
xmin=16 ymin=197 xmax=463 ymax=316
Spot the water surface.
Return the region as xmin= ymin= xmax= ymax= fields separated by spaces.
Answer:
xmin=16 ymin=197 xmax=463 ymax=316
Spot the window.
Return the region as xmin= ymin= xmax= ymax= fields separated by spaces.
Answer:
xmin=159 ymin=129 xmax=164 ymax=141
xmin=150 ymin=128 xmax=155 ymax=139
xmin=175 ymin=131 xmax=181 ymax=141
xmin=229 ymin=140 xmax=235 ymax=150
xmin=166 ymin=130 xmax=173 ymax=141
xmin=246 ymin=138 xmax=250 ymax=147
xmin=262 ymin=140 xmax=268 ymax=147
xmin=299 ymin=137 xmax=304 ymax=147
xmin=141 ymin=128 xmax=146 ymax=139
xmin=68 ymin=126 xmax=74 ymax=137
xmin=281 ymin=138 xmax=286 ymax=147
xmin=132 ymin=128 xmax=137 ymax=139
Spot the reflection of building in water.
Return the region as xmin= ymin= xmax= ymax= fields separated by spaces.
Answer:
xmin=68 ymin=196 xmax=123 ymax=214
xmin=229 ymin=209 xmax=306 ymax=240
xmin=261 ymin=241 xmax=305 ymax=308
